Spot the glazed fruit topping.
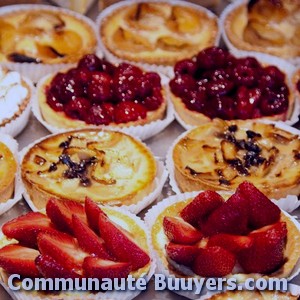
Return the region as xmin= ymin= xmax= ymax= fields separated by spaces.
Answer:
xmin=170 ymin=47 xmax=289 ymax=119
xmin=0 ymin=198 xmax=150 ymax=279
xmin=163 ymin=181 xmax=284 ymax=277
xmin=46 ymin=54 xmax=163 ymax=125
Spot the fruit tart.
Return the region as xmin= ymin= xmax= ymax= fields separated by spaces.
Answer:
xmin=221 ymin=0 xmax=300 ymax=61
xmin=37 ymin=54 xmax=167 ymax=132
xmin=98 ymin=0 xmax=219 ymax=66
xmin=21 ymin=129 xmax=157 ymax=210
xmin=0 ymin=197 xmax=153 ymax=299
xmin=169 ymin=47 xmax=295 ymax=127
xmin=170 ymin=119 xmax=300 ymax=199
xmin=0 ymin=5 xmax=97 ymax=65
xmin=146 ymin=182 xmax=300 ymax=289
xmin=206 ymin=290 xmax=298 ymax=299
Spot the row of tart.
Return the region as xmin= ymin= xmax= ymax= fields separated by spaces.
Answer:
xmin=0 ymin=0 xmax=299 ymax=82
xmin=1 ymin=49 xmax=300 ymax=140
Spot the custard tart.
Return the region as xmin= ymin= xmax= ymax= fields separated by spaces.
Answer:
xmin=171 ymin=119 xmax=300 ymax=199
xmin=98 ymin=1 xmax=219 ymax=66
xmin=21 ymin=130 xmax=157 ymax=210
xmin=0 ymin=5 xmax=97 ymax=64
xmin=222 ymin=0 xmax=300 ymax=60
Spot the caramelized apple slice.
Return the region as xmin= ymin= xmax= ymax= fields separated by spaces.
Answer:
xmin=51 ymin=30 xmax=82 ymax=56
xmin=0 ymin=21 xmax=16 ymax=55
xmin=172 ymin=7 xmax=201 ymax=33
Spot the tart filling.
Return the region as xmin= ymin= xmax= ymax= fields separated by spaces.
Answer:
xmin=223 ymin=0 xmax=300 ymax=59
xmin=172 ymin=119 xmax=300 ymax=199
xmin=21 ymin=130 xmax=157 ymax=210
xmin=150 ymin=183 xmax=300 ymax=282
xmin=99 ymin=1 xmax=218 ymax=66
xmin=38 ymin=54 xmax=166 ymax=129
xmin=169 ymin=47 xmax=294 ymax=126
xmin=0 ymin=8 xmax=97 ymax=64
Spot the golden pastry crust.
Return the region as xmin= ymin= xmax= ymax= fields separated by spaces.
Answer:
xmin=0 ymin=9 xmax=97 ymax=64
xmin=37 ymin=75 xmax=167 ymax=130
xmin=172 ymin=119 xmax=300 ymax=199
xmin=21 ymin=130 xmax=157 ymax=210
xmin=224 ymin=1 xmax=300 ymax=59
xmin=0 ymin=142 xmax=17 ymax=203
xmin=100 ymin=2 xmax=219 ymax=66
xmin=151 ymin=198 xmax=300 ymax=281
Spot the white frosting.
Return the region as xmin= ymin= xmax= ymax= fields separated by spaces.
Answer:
xmin=0 ymin=68 xmax=28 ymax=123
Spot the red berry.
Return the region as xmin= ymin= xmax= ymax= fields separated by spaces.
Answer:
xmin=85 ymin=104 xmax=114 ymax=125
xmin=169 ymin=75 xmax=197 ymax=98
xmin=196 ymin=47 xmax=231 ymax=70
xmin=233 ymin=65 xmax=257 ymax=87
xmin=236 ymin=86 xmax=261 ymax=119
xmin=212 ymin=96 xmax=236 ymax=120
xmin=235 ymin=57 xmax=261 ymax=69
xmin=99 ymin=60 xmax=116 ymax=76
xmin=78 ymin=54 xmax=102 ymax=71
xmin=46 ymin=89 xmax=64 ymax=112
xmin=182 ymin=90 xmax=207 ymax=113
xmin=114 ymin=101 xmax=147 ymax=123
xmin=174 ymin=59 xmax=197 ymax=76
xmin=142 ymin=87 xmax=163 ymax=111
xmin=87 ymin=72 xmax=113 ymax=103
xmin=259 ymin=91 xmax=288 ymax=116
xmin=206 ymin=79 xmax=234 ymax=97
xmin=64 ymin=97 xmax=91 ymax=121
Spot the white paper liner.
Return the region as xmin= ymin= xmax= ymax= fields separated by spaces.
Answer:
xmin=220 ymin=0 xmax=300 ymax=66
xmin=95 ymin=0 xmax=221 ymax=78
xmin=144 ymin=192 xmax=300 ymax=299
xmin=0 ymin=206 xmax=156 ymax=300
xmin=0 ymin=134 xmax=23 ymax=215
xmin=0 ymin=4 xmax=99 ymax=83
xmin=0 ymin=76 xmax=34 ymax=138
xmin=19 ymin=129 xmax=168 ymax=215
xmin=166 ymin=120 xmax=300 ymax=213
xmin=172 ymin=51 xmax=299 ymax=130
xmin=33 ymin=72 xmax=175 ymax=141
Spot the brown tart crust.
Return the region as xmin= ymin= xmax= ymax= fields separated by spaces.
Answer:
xmin=21 ymin=129 xmax=157 ymax=210
xmin=100 ymin=2 xmax=219 ymax=66
xmin=172 ymin=119 xmax=300 ymax=199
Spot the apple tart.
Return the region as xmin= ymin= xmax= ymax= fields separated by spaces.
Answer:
xmin=222 ymin=0 xmax=300 ymax=60
xmin=171 ymin=119 xmax=300 ymax=199
xmin=21 ymin=130 xmax=157 ymax=210
xmin=98 ymin=1 xmax=219 ymax=66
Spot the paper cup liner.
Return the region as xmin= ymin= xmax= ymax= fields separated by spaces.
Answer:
xmin=19 ymin=129 xmax=168 ymax=215
xmin=33 ymin=72 xmax=175 ymax=141
xmin=171 ymin=51 xmax=299 ymax=130
xmin=220 ymin=0 xmax=300 ymax=66
xmin=166 ymin=120 xmax=300 ymax=212
xmin=0 ymin=206 xmax=156 ymax=300
xmin=0 ymin=76 xmax=34 ymax=138
xmin=144 ymin=192 xmax=300 ymax=299
xmin=95 ymin=0 xmax=221 ymax=78
xmin=0 ymin=134 xmax=23 ymax=215
xmin=0 ymin=4 xmax=99 ymax=83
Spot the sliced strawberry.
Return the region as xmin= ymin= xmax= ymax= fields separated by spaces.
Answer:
xmin=85 ymin=197 xmax=106 ymax=233
xmin=201 ymin=191 xmax=249 ymax=236
xmin=0 ymin=244 xmax=40 ymax=277
xmin=192 ymin=246 xmax=236 ymax=277
xmin=46 ymin=198 xmax=87 ymax=234
xmin=180 ymin=191 xmax=224 ymax=226
xmin=166 ymin=243 xmax=198 ymax=266
xmin=163 ymin=217 xmax=203 ymax=244
xmin=98 ymin=213 xmax=150 ymax=270
xmin=72 ymin=215 xmax=112 ymax=260
xmin=207 ymin=234 xmax=253 ymax=254
xmin=37 ymin=231 xmax=88 ymax=273
xmin=2 ymin=212 xmax=56 ymax=248
xmin=237 ymin=181 xmax=280 ymax=229
xmin=238 ymin=222 xmax=287 ymax=274
xmin=35 ymin=255 xmax=81 ymax=279
xmin=83 ymin=257 xmax=131 ymax=279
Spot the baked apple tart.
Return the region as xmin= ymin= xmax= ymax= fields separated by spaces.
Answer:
xmin=171 ymin=119 xmax=300 ymax=199
xmin=21 ymin=130 xmax=157 ymax=210
xmin=0 ymin=5 xmax=97 ymax=64
xmin=37 ymin=54 xmax=167 ymax=129
xmin=98 ymin=1 xmax=219 ymax=66
xmin=222 ymin=0 xmax=300 ymax=60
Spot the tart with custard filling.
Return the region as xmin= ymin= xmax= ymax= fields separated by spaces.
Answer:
xmin=172 ymin=119 xmax=300 ymax=199
xmin=21 ymin=129 xmax=157 ymax=210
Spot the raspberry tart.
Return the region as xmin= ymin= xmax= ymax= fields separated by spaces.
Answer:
xmin=169 ymin=47 xmax=295 ymax=127
xmin=97 ymin=0 xmax=219 ymax=67
xmin=37 ymin=54 xmax=167 ymax=132
xmin=21 ymin=129 xmax=157 ymax=210
xmin=221 ymin=0 xmax=300 ymax=61
xmin=170 ymin=119 xmax=300 ymax=199
xmin=145 ymin=182 xmax=300 ymax=292
xmin=0 ymin=197 xmax=153 ymax=299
